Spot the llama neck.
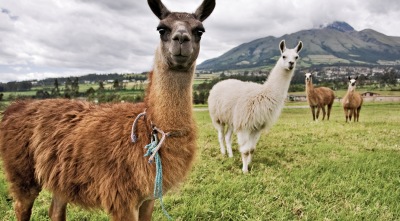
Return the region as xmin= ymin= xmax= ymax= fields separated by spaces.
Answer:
xmin=347 ymin=87 xmax=356 ymax=95
xmin=306 ymin=80 xmax=315 ymax=96
xmin=146 ymin=48 xmax=195 ymax=132
xmin=263 ymin=64 xmax=294 ymax=100
xmin=306 ymin=80 xmax=314 ymax=91
xmin=346 ymin=87 xmax=357 ymax=99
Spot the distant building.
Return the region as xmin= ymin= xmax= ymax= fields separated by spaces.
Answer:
xmin=361 ymin=92 xmax=380 ymax=97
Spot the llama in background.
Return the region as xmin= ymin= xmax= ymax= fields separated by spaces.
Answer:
xmin=208 ymin=40 xmax=303 ymax=173
xmin=0 ymin=0 xmax=215 ymax=220
xmin=342 ymin=76 xmax=363 ymax=122
xmin=305 ymin=73 xmax=335 ymax=121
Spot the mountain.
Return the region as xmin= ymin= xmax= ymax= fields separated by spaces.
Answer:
xmin=197 ymin=22 xmax=400 ymax=71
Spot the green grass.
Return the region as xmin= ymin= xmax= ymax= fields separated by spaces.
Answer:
xmin=1 ymin=102 xmax=400 ymax=220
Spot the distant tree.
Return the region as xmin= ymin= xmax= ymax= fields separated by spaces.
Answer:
xmin=6 ymin=82 xmax=18 ymax=91
xmin=86 ymin=87 xmax=96 ymax=101
xmin=113 ymin=79 xmax=120 ymax=90
xmin=357 ymin=74 xmax=367 ymax=87
xmin=64 ymin=78 xmax=72 ymax=98
xmin=0 ymin=93 xmax=3 ymax=101
xmin=52 ymin=79 xmax=60 ymax=97
xmin=193 ymin=91 xmax=199 ymax=104
xmin=17 ymin=81 xmax=33 ymax=91
xmin=36 ymin=90 xmax=50 ymax=99
xmin=380 ymin=68 xmax=397 ymax=89
xmin=71 ymin=77 xmax=79 ymax=96
xmin=98 ymin=81 xmax=105 ymax=92
xmin=198 ymin=91 xmax=207 ymax=104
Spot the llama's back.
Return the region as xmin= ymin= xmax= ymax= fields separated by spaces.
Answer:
xmin=208 ymin=79 xmax=263 ymax=127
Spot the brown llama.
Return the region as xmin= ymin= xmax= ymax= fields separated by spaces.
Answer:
xmin=342 ymin=76 xmax=363 ymax=122
xmin=0 ymin=0 xmax=215 ymax=220
xmin=305 ymin=73 xmax=335 ymax=121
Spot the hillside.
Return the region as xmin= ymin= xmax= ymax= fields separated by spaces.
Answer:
xmin=197 ymin=22 xmax=400 ymax=71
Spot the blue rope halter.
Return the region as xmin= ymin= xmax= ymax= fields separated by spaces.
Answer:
xmin=144 ymin=134 xmax=173 ymax=220
xmin=131 ymin=111 xmax=173 ymax=220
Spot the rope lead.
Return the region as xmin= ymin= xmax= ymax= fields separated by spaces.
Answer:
xmin=144 ymin=134 xmax=173 ymax=220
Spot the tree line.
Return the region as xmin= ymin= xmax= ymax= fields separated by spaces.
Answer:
xmin=1 ymin=68 xmax=398 ymax=105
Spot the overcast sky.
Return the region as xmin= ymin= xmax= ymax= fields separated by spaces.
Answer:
xmin=1 ymin=0 xmax=400 ymax=83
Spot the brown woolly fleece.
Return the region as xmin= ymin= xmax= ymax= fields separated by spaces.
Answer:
xmin=0 ymin=83 xmax=196 ymax=219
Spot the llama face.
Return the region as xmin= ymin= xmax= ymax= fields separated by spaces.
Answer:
xmin=148 ymin=0 xmax=215 ymax=71
xmin=347 ymin=76 xmax=358 ymax=91
xmin=305 ymin=73 xmax=312 ymax=83
xmin=279 ymin=40 xmax=303 ymax=71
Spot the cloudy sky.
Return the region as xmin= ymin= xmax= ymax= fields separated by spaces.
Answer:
xmin=1 ymin=0 xmax=400 ymax=83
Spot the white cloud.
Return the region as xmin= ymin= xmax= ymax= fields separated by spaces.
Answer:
xmin=1 ymin=0 xmax=400 ymax=82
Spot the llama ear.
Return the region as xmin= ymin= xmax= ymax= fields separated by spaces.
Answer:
xmin=296 ymin=41 xmax=303 ymax=53
xmin=355 ymin=76 xmax=359 ymax=80
xmin=348 ymin=76 xmax=351 ymax=80
xmin=194 ymin=0 xmax=216 ymax=22
xmin=279 ymin=40 xmax=286 ymax=53
xmin=148 ymin=0 xmax=171 ymax=20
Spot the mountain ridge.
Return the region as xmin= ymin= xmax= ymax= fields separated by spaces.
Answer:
xmin=197 ymin=21 xmax=400 ymax=71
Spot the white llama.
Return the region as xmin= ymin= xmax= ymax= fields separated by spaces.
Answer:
xmin=208 ymin=40 xmax=303 ymax=173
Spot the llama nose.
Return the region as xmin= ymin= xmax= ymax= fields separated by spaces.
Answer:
xmin=289 ymin=61 xmax=294 ymax=66
xmin=172 ymin=30 xmax=191 ymax=44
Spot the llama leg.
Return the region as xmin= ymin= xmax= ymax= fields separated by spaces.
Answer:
xmin=111 ymin=208 xmax=138 ymax=221
xmin=246 ymin=131 xmax=261 ymax=167
xmin=327 ymin=104 xmax=332 ymax=120
xmin=310 ymin=106 xmax=316 ymax=121
xmin=15 ymin=200 xmax=35 ymax=221
xmin=49 ymin=194 xmax=67 ymax=221
xmin=344 ymin=108 xmax=349 ymax=122
xmin=354 ymin=109 xmax=358 ymax=122
xmin=8 ymin=172 xmax=41 ymax=221
xmin=225 ymin=126 xmax=234 ymax=157
xmin=321 ymin=106 xmax=326 ymax=120
xmin=349 ymin=109 xmax=354 ymax=122
xmin=14 ymin=188 xmax=40 ymax=221
xmin=316 ymin=106 xmax=320 ymax=120
xmin=237 ymin=130 xmax=251 ymax=173
xmin=240 ymin=152 xmax=250 ymax=173
xmin=356 ymin=107 xmax=361 ymax=122
xmin=139 ymin=199 xmax=155 ymax=221
xmin=215 ymin=123 xmax=226 ymax=155
xmin=238 ymin=130 xmax=261 ymax=173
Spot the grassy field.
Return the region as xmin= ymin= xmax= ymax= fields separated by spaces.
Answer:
xmin=1 ymin=102 xmax=400 ymax=220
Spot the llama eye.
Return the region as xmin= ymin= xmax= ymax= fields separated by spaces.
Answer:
xmin=282 ymin=56 xmax=286 ymax=59
xmin=157 ymin=28 xmax=166 ymax=35
xmin=295 ymin=56 xmax=299 ymax=60
xmin=197 ymin=30 xmax=204 ymax=37
xmin=195 ymin=28 xmax=205 ymax=37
